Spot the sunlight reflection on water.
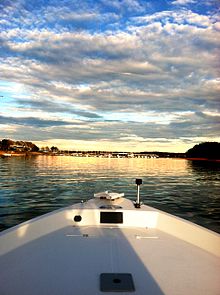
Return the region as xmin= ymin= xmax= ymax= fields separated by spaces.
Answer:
xmin=0 ymin=156 xmax=219 ymax=233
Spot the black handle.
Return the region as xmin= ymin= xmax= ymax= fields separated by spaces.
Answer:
xmin=136 ymin=179 xmax=142 ymax=185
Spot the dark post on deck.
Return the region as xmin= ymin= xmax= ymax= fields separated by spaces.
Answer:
xmin=135 ymin=178 xmax=142 ymax=208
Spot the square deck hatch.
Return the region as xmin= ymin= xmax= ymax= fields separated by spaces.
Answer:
xmin=100 ymin=212 xmax=123 ymax=223
xmin=100 ymin=273 xmax=135 ymax=292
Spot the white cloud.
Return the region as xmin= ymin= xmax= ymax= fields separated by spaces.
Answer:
xmin=213 ymin=22 xmax=220 ymax=31
xmin=0 ymin=3 xmax=219 ymax=151
xmin=172 ymin=0 xmax=196 ymax=5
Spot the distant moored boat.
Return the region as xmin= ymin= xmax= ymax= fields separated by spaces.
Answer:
xmin=1 ymin=153 xmax=12 ymax=158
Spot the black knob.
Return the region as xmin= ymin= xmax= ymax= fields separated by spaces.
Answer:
xmin=136 ymin=179 xmax=142 ymax=185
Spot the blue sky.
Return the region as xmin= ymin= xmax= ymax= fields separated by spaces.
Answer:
xmin=0 ymin=0 xmax=219 ymax=152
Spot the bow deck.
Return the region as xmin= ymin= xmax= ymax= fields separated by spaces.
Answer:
xmin=0 ymin=195 xmax=219 ymax=295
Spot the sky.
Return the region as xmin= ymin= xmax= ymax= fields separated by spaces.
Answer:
xmin=0 ymin=0 xmax=219 ymax=152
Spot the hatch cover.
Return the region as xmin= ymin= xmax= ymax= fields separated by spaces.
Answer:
xmin=100 ymin=212 xmax=123 ymax=223
xmin=100 ymin=273 xmax=135 ymax=292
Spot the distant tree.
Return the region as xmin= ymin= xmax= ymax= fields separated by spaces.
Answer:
xmin=31 ymin=144 xmax=39 ymax=152
xmin=0 ymin=139 xmax=14 ymax=151
xmin=0 ymin=139 xmax=40 ymax=152
xmin=51 ymin=146 xmax=59 ymax=153
xmin=186 ymin=142 xmax=220 ymax=159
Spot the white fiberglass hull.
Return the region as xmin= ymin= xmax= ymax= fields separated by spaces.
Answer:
xmin=0 ymin=196 xmax=220 ymax=295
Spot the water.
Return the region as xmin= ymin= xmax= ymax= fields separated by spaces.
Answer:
xmin=0 ymin=156 xmax=219 ymax=233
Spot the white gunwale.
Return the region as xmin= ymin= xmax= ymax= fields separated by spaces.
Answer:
xmin=0 ymin=193 xmax=220 ymax=295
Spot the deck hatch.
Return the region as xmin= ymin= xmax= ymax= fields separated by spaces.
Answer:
xmin=100 ymin=212 xmax=123 ymax=224
xmin=100 ymin=273 xmax=135 ymax=292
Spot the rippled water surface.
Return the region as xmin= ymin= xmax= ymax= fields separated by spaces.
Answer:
xmin=0 ymin=156 xmax=219 ymax=233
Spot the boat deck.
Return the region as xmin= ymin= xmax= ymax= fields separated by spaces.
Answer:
xmin=0 ymin=197 xmax=219 ymax=295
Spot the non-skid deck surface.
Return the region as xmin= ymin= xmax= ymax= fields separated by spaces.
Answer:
xmin=1 ymin=225 xmax=219 ymax=295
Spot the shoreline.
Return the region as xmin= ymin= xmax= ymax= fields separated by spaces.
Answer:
xmin=0 ymin=151 xmax=42 ymax=157
xmin=186 ymin=157 xmax=220 ymax=162
xmin=1 ymin=151 xmax=220 ymax=161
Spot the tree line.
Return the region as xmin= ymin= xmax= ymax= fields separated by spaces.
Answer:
xmin=1 ymin=139 xmax=219 ymax=159
xmin=186 ymin=142 xmax=220 ymax=159
xmin=0 ymin=139 xmax=39 ymax=152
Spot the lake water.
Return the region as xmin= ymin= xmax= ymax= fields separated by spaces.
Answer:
xmin=0 ymin=156 xmax=219 ymax=233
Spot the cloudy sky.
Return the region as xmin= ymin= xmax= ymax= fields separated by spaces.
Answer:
xmin=0 ymin=0 xmax=219 ymax=152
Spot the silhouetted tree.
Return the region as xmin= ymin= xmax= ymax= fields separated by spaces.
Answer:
xmin=51 ymin=146 xmax=59 ymax=153
xmin=0 ymin=139 xmax=13 ymax=151
xmin=0 ymin=139 xmax=39 ymax=152
xmin=31 ymin=144 xmax=39 ymax=152
xmin=186 ymin=142 xmax=220 ymax=159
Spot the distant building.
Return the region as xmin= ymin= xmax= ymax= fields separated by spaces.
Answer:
xmin=10 ymin=145 xmax=30 ymax=151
